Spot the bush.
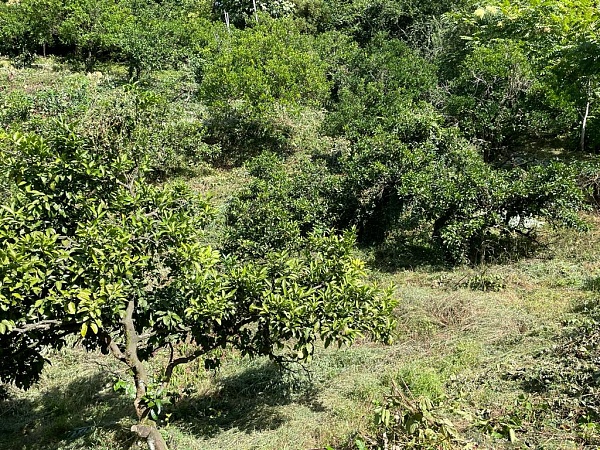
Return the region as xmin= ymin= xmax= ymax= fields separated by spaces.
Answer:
xmin=445 ymin=40 xmax=535 ymax=160
xmin=75 ymin=83 xmax=216 ymax=176
xmin=323 ymin=34 xmax=438 ymax=141
xmin=197 ymin=18 xmax=329 ymax=159
xmin=201 ymin=103 xmax=293 ymax=164
xmin=223 ymin=126 xmax=585 ymax=265
xmin=198 ymin=18 xmax=329 ymax=110
xmin=301 ymin=0 xmax=468 ymax=45
xmin=0 ymin=0 xmax=64 ymax=64
xmin=332 ymin=130 xmax=585 ymax=263
xmin=0 ymin=90 xmax=32 ymax=126
xmin=213 ymin=0 xmax=296 ymax=28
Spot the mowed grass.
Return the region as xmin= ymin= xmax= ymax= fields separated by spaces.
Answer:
xmin=2 ymin=214 xmax=599 ymax=450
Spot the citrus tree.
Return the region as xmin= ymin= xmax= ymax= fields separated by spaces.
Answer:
xmin=0 ymin=124 xmax=397 ymax=449
xmin=443 ymin=0 xmax=600 ymax=151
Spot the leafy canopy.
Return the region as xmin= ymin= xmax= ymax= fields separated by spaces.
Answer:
xmin=0 ymin=124 xmax=396 ymax=392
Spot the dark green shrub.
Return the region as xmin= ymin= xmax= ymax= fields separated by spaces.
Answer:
xmin=302 ymin=0 xmax=468 ymax=45
xmin=58 ymin=0 xmax=126 ymax=71
xmin=78 ymin=83 xmax=216 ymax=176
xmin=330 ymin=129 xmax=585 ymax=263
xmin=114 ymin=5 xmax=183 ymax=79
xmin=223 ymin=152 xmax=340 ymax=258
xmin=0 ymin=0 xmax=64 ymax=64
xmin=197 ymin=18 xmax=329 ymax=110
xmin=576 ymin=158 xmax=600 ymax=208
xmin=224 ymin=126 xmax=585 ymax=265
xmin=445 ymin=40 xmax=535 ymax=160
xmin=201 ymin=104 xmax=293 ymax=164
xmin=323 ymin=35 xmax=438 ymax=141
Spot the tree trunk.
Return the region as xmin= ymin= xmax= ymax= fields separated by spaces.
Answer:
xmin=581 ymin=79 xmax=592 ymax=152
xmin=120 ymin=300 xmax=169 ymax=450
xmin=581 ymin=99 xmax=590 ymax=152
xmin=131 ymin=424 xmax=169 ymax=450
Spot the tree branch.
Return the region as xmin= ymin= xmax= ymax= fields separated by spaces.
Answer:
xmin=11 ymin=320 xmax=64 ymax=334
xmin=102 ymin=332 xmax=127 ymax=363
xmin=11 ymin=319 xmax=82 ymax=335
xmin=162 ymin=346 xmax=210 ymax=386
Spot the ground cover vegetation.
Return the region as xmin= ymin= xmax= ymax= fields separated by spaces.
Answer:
xmin=1 ymin=0 xmax=600 ymax=448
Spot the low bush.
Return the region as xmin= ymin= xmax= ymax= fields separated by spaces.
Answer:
xmin=197 ymin=18 xmax=329 ymax=159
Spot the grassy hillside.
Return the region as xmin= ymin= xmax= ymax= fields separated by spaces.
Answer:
xmin=0 ymin=56 xmax=597 ymax=447
xmin=2 ymin=2 xmax=600 ymax=446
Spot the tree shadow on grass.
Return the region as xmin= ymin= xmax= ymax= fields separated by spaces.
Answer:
xmin=169 ymin=360 xmax=326 ymax=439
xmin=0 ymin=372 xmax=135 ymax=450
xmin=0 ymin=360 xmax=327 ymax=449
xmin=364 ymin=239 xmax=448 ymax=273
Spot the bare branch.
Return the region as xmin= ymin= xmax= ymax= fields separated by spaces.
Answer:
xmin=11 ymin=320 xmax=62 ymax=333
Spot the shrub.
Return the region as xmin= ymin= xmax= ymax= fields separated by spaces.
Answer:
xmin=58 ymin=0 xmax=126 ymax=71
xmin=76 ymin=83 xmax=216 ymax=176
xmin=224 ymin=127 xmax=586 ymax=264
xmin=333 ymin=130 xmax=586 ymax=263
xmin=223 ymin=152 xmax=341 ymax=258
xmin=0 ymin=90 xmax=32 ymax=126
xmin=197 ymin=18 xmax=329 ymax=158
xmin=0 ymin=0 xmax=64 ymax=64
xmin=323 ymin=34 xmax=438 ymax=141
xmin=198 ymin=18 xmax=329 ymax=110
xmin=444 ymin=41 xmax=535 ymax=160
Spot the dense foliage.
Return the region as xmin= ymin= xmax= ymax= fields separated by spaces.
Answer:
xmin=1 ymin=0 xmax=600 ymax=447
xmin=0 ymin=125 xmax=396 ymax=445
